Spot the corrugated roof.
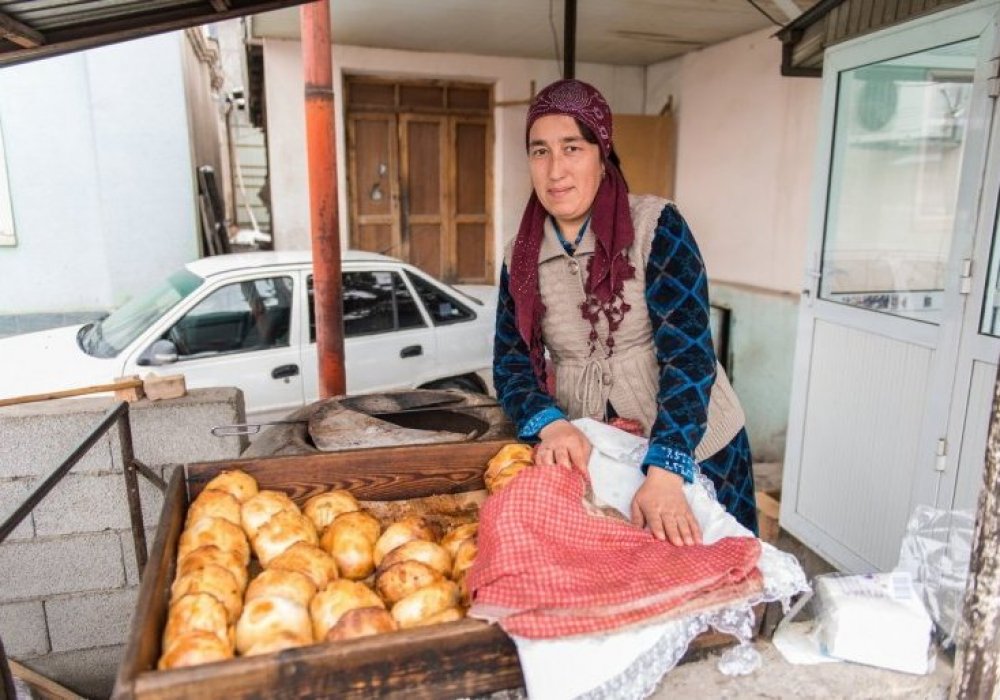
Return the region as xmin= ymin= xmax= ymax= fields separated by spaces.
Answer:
xmin=0 ymin=0 xmax=311 ymax=66
xmin=776 ymin=0 xmax=971 ymax=76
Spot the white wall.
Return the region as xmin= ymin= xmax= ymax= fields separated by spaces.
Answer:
xmin=0 ymin=33 xmax=200 ymax=315
xmin=261 ymin=39 xmax=645 ymax=255
xmin=646 ymin=29 xmax=822 ymax=296
xmin=643 ymin=29 xmax=823 ymax=461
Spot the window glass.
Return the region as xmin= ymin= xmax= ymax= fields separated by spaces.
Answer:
xmin=166 ymin=276 xmax=292 ymax=358
xmin=980 ymin=204 xmax=1000 ymax=336
xmin=307 ymin=271 xmax=426 ymax=341
xmin=819 ymin=39 xmax=976 ymax=323
xmin=407 ymin=272 xmax=474 ymax=325
xmin=81 ymin=269 xmax=203 ymax=358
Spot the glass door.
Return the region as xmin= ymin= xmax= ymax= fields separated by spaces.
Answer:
xmin=781 ymin=3 xmax=998 ymax=573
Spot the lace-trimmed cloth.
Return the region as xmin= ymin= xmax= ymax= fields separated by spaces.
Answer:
xmin=467 ymin=466 xmax=762 ymax=639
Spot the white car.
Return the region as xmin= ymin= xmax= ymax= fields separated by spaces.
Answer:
xmin=0 ymin=251 xmax=497 ymax=421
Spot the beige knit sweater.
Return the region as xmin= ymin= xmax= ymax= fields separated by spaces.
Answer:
xmin=505 ymin=194 xmax=745 ymax=460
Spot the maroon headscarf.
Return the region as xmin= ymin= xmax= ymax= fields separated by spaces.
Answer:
xmin=509 ymin=79 xmax=635 ymax=387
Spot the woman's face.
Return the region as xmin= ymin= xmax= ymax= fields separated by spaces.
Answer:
xmin=527 ymin=114 xmax=603 ymax=234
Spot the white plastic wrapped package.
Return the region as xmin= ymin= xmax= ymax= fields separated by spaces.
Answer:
xmin=509 ymin=419 xmax=809 ymax=700
xmin=813 ymin=572 xmax=934 ymax=675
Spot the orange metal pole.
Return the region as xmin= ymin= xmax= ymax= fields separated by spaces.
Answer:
xmin=301 ymin=0 xmax=345 ymax=397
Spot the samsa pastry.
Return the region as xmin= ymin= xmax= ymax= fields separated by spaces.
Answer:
xmin=253 ymin=511 xmax=318 ymax=567
xmin=186 ymin=489 xmax=242 ymax=529
xmin=375 ymin=560 xmax=443 ymax=606
xmin=320 ymin=511 xmax=381 ymax=580
xmin=245 ymin=568 xmax=317 ymax=609
xmin=391 ymin=580 xmax=461 ymax=629
xmin=303 ymin=490 xmax=359 ymax=531
xmin=158 ymin=630 xmax=233 ymax=670
xmin=373 ymin=516 xmax=437 ymax=567
xmin=163 ymin=592 xmax=231 ymax=651
xmin=177 ymin=517 xmax=249 ymax=566
xmin=440 ymin=523 xmax=477 ymax=559
xmin=240 ymin=490 xmax=299 ymax=540
xmin=170 ymin=564 xmax=243 ymax=624
xmin=309 ymin=580 xmax=384 ymax=641
xmin=325 ymin=607 xmax=397 ymax=642
xmin=176 ymin=545 xmax=248 ymax=592
xmin=267 ymin=542 xmax=338 ymax=590
xmin=235 ymin=596 xmax=312 ymax=655
xmin=378 ymin=540 xmax=451 ymax=578
xmin=203 ymin=470 xmax=259 ymax=504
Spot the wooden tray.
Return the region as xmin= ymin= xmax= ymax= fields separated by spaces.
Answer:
xmin=112 ymin=439 xmax=522 ymax=700
xmin=112 ymin=438 xmax=762 ymax=699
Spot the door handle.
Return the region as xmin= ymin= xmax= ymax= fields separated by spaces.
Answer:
xmin=272 ymin=364 xmax=300 ymax=379
xmin=400 ymin=345 xmax=422 ymax=358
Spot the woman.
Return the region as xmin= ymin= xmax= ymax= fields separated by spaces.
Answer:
xmin=494 ymin=79 xmax=757 ymax=545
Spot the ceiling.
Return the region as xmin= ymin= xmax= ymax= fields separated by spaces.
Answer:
xmin=251 ymin=0 xmax=817 ymax=67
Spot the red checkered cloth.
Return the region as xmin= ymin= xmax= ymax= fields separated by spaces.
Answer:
xmin=467 ymin=466 xmax=762 ymax=639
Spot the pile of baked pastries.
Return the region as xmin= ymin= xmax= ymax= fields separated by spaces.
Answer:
xmin=158 ymin=468 xmax=486 ymax=670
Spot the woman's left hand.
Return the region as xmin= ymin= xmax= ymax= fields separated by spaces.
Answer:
xmin=630 ymin=468 xmax=702 ymax=546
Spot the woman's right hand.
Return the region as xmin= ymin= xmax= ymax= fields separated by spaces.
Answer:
xmin=536 ymin=419 xmax=592 ymax=475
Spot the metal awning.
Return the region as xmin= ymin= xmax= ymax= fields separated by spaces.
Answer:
xmin=777 ymin=0 xmax=970 ymax=76
xmin=0 ymin=0 xmax=313 ymax=67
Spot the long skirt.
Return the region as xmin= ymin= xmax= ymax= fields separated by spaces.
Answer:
xmin=698 ymin=428 xmax=758 ymax=535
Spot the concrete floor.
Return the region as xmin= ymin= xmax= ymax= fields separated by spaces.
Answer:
xmin=652 ymin=637 xmax=951 ymax=699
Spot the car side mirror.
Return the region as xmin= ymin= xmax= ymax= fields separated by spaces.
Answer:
xmin=138 ymin=339 xmax=178 ymax=366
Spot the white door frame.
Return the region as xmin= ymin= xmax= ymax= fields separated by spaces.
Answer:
xmin=781 ymin=0 xmax=1000 ymax=572
xmin=941 ymin=10 xmax=1000 ymax=511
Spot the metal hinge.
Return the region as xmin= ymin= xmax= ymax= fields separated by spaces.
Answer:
xmin=935 ymin=438 xmax=948 ymax=472
xmin=990 ymin=56 xmax=1000 ymax=99
xmin=960 ymin=259 xmax=973 ymax=294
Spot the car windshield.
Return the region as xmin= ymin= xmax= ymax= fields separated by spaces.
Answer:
xmin=80 ymin=269 xmax=203 ymax=358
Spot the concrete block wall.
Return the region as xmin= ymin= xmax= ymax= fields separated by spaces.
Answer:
xmin=0 ymin=388 xmax=247 ymax=698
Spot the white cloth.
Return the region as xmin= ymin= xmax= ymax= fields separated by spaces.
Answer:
xmin=511 ymin=419 xmax=809 ymax=700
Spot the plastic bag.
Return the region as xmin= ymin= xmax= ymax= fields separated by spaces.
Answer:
xmin=895 ymin=505 xmax=974 ymax=646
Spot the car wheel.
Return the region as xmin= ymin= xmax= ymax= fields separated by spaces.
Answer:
xmin=421 ymin=374 xmax=486 ymax=394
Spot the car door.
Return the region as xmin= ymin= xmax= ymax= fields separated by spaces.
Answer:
xmin=300 ymin=267 xmax=437 ymax=401
xmin=123 ymin=271 xmax=304 ymax=421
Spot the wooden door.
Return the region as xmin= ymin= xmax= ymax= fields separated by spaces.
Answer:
xmin=452 ymin=117 xmax=492 ymax=283
xmin=347 ymin=113 xmax=400 ymax=256
xmin=346 ymin=78 xmax=493 ymax=284
xmin=400 ymin=115 xmax=448 ymax=278
xmin=614 ymin=113 xmax=675 ymax=199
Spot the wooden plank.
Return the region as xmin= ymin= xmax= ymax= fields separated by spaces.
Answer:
xmin=847 ymin=0 xmax=864 ymax=36
xmin=143 ymin=375 xmax=186 ymax=401
xmin=881 ymin=0 xmax=900 ymax=24
xmin=756 ymin=491 xmax=781 ymax=544
xmin=870 ymin=0 xmax=887 ymax=31
xmin=0 ymin=11 xmax=44 ymax=48
xmin=9 ymin=659 xmax=82 ymax=700
xmin=833 ymin=1 xmax=851 ymax=41
xmin=896 ymin=0 xmax=913 ymax=23
xmin=112 ymin=469 xmax=188 ymax=700
xmin=825 ymin=5 xmax=842 ymax=44
xmin=857 ymin=0 xmax=875 ymax=33
xmin=132 ymin=620 xmax=520 ymax=700
xmin=186 ymin=439 xmax=513 ymax=502
xmin=0 ymin=377 xmax=144 ymax=408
